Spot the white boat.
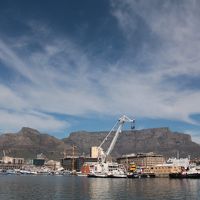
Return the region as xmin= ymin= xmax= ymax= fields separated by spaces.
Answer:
xmin=20 ymin=170 xmax=37 ymax=175
xmin=6 ymin=169 xmax=17 ymax=175
xmin=76 ymin=171 xmax=87 ymax=176
xmin=107 ymin=163 xmax=127 ymax=178
xmin=88 ymin=162 xmax=127 ymax=178
xmin=88 ymin=172 xmax=108 ymax=178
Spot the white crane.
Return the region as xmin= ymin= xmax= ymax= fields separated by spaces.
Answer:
xmin=97 ymin=115 xmax=135 ymax=163
xmin=89 ymin=115 xmax=135 ymax=178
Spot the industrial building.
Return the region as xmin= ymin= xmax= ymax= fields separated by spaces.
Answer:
xmin=2 ymin=156 xmax=24 ymax=164
xmin=0 ymin=156 xmax=24 ymax=170
xmin=61 ymin=156 xmax=97 ymax=171
xmin=33 ymin=153 xmax=46 ymax=166
xmin=143 ymin=158 xmax=190 ymax=177
xmin=117 ymin=152 xmax=165 ymax=167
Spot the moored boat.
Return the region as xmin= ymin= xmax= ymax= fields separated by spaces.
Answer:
xmin=127 ymin=172 xmax=155 ymax=178
xmin=87 ymin=172 xmax=108 ymax=178
xmin=107 ymin=174 xmax=127 ymax=178
xmin=169 ymin=172 xmax=200 ymax=178
xmin=169 ymin=166 xmax=200 ymax=179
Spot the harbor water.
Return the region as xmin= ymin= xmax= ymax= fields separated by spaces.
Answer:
xmin=0 ymin=176 xmax=200 ymax=200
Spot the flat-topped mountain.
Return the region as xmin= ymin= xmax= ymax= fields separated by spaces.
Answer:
xmin=63 ymin=127 xmax=200 ymax=158
xmin=0 ymin=127 xmax=199 ymax=160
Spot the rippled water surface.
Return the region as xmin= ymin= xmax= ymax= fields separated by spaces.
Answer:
xmin=0 ymin=176 xmax=200 ymax=200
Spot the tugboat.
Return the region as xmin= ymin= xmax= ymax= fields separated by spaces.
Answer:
xmin=126 ymin=163 xmax=155 ymax=178
xmin=88 ymin=115 xmax=135 ymax=178
xmin=169 ymin=165 xmax=200 ymax=179
xmin=127 ymin=172 xmax=155 ymax=178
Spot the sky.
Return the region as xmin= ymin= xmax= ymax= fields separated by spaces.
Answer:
xmin=0 ymin=0 xmax=200 ymax=142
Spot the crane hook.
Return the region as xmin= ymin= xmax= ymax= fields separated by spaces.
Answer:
xmin=131 ymin=120 xmax=135 ymax=130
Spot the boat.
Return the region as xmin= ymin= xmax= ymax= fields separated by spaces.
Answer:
xmin=169 ymin=165 xmax=200 ymax=179
xmin=88 ymin=172 xmax=108 ymax=178
xmin=107 ymin=163 xmax=127 ymax=178
xmin=76 ymin=171 xmax=87 ymax=176
xmin=88 ymin=162 xmax=127 ymax=178
xmin=169 ymin=172 xmax=200 ymax=179
xmin=20 ymin=170 xmax=37 ymax=175
xmin=127 ymin=172 xmax=139 ymax=178
xmin=107 ymin=174 xmax=127 ymax=178
xmin=127 ymin=172 xmax=155 ymax=178
xmin=6 ymin=169 xmax=17 ymax=175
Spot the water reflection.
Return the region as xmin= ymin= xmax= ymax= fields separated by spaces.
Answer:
xmin=88 ymin=178 xmax=200 ymax=200
xmin=0 ymin=176 xmax=200 ymax=200
xmin=88 ymin=178 xmax=129 ymax=199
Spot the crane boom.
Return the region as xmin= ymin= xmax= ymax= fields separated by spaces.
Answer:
xmin=98 ymin=115 xmax=135 ymax=163
xmin=106 ymin=124 xmax=122 ymax=156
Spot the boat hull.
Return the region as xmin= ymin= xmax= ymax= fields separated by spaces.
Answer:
xmin=107 ymin=174 xmax=127 ymax=178
xmin=127 ymin=173 xmax=155 ymax=178
xmin=87 ymin=173 xmax=108 ymax=178
xmin=87 ymin=173 xmax=127 ymax=178
xmin=169 ymin=173 xmax=200 ymax=179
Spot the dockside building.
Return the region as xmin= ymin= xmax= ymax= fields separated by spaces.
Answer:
xmin=117 ymin=152 xmax=165 ymax=167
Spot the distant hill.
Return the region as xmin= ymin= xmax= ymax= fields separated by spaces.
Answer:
xmin=63 ymin=127 xmax=200 ymax=159
xmin=0 ymin=127 xmax=71 ymax=160
xmin=0 ymin=127 xmax=200 ymax=160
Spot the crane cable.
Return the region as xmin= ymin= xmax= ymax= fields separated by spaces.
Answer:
xmin=98 ymin=120 xmax=119 ymax=148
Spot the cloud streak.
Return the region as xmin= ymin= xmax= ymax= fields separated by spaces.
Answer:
xmin=0 ymin=1 xmax=200 ymax=137
xmin=110 ymin=0 xmax=200 ymax=122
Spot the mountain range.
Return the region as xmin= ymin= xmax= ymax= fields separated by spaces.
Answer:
xmin=0 ymin=127 xmax=199 ymax=160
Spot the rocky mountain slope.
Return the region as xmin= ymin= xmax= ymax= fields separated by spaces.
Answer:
xmin=0 ymin=127 xmax=70 ymax=160
xmin=63 ymin=127 xmax=200 ymax=158
xmin=0 ymin=127 xmax=199 ymax=160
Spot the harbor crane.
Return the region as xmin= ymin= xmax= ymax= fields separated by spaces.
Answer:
xmin=88 ymin=115 xmax=135 ymax=177
xmin=97 ymin=115 xmax=135 ymax=163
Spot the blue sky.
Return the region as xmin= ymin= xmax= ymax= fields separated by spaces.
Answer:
xmin=0 ymin=0 xmax=200 ymax=142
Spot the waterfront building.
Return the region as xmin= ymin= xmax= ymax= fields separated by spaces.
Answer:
xmin=61 ymin=156 xmax=97 ymax=171
xmin=2 ymin=156 xmax=24 ymax=164
xmin=45 ymin=160 xmax=62 ymax=170
xmin=117 ymin=152 xmax=165 ymax=168
xmin=61 ymin=156 xmax=79 ymax=171
xmin=33 ymin=153 xmax=47 ymax=166
xmin=33 ymin=158 xmax=45 ymax=166
xmin=143 ymin=157 xmax=190 ymax=177
xmin=0 ymin=156 xmax=24 ymax=170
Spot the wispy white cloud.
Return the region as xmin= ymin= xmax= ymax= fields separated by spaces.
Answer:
xmin=0 ymin=40 xmax=38 ymax=83
xmin=185 ymin=130 xmax=200 ymax=144
xmin=0 ymin=84 xmax=28 ymax=111
xmin=1 ymin=1 xmax=200 ymax=137
xmin=109 ymin=0 xmax=200 ymax=123
xmin=0 ymin=28 xmax=107 ymax=133
xmin=111 ymin=0 xmax=200 ymax=76
xmin=0 ymin=82 xmax=69 ymax=133
xmin=0 ymin=109 xmax=68 ymax=134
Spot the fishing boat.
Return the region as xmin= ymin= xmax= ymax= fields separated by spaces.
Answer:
xmin=169 ymin=172 xmax=200 ymax=178
xmin=169 ymin=165 xmax=200 ymax=178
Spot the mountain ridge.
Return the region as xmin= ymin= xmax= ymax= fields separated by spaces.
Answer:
xmin=0 ymin=127 xmax=199 ymax=160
